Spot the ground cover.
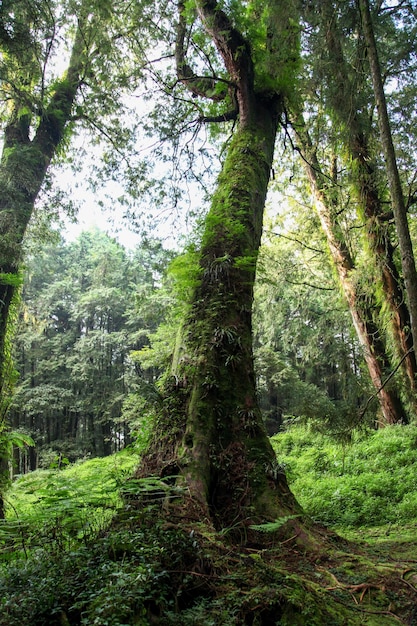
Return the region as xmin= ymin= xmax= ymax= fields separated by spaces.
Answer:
xmin=0 ymin=425 xmax=416 ymax=624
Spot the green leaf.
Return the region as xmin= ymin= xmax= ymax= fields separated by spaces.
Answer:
xmin=249 ymin=515 xmax=300 ymax=533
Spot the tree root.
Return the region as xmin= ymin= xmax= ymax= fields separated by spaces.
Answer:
xmin=318 ymin=567 xmax=410 ymax=622
xmin=401 ymin=568 xmax=417 ymax=592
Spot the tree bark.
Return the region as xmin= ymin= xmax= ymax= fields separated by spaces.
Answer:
xmin=358 ymin=0 xmax=417 ymax=372
xmin=353 ymin=132 xmax=417 ymax=401
xmin=292 ymin=113 xmax=408 ymax=425
xmin=137 ymin=0 xmax=302 ymax=533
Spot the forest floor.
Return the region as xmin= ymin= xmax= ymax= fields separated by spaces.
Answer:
xmin=76 ymin=508 xmax=417 ymax=625
xmin=112 ymin=511 xmax=416 ymax=625
xmin=269 ymin=522 xmax=417 ymax=625
xmin=2 ymin=428 xmax=417 ymax=625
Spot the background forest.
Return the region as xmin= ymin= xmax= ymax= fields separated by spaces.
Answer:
xmin=1 ymin=0 xmax=417 ymax=624
xmin=10 ymin=220 xmax=358 ymax=471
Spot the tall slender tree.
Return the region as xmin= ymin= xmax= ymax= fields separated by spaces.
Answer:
xmin=318 ymin=2 xmax=417 ymax=402
xmin=358 ymin=0 xmax=417 ymax=375
xmin=281 ymin=0 xmax=417 ymax=421
xmin=291 ymin=112 xmax=407 ymax=424
xmin=0 ymin=0 xmax=140 ymax=410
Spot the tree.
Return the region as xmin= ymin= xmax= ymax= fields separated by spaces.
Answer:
xmin=10 ymin=230 xmax=173 ymax=467
xmin=281 ymin=0 xmax=417 ymax=423
xmin=291 ymin=111 xmax=408 ymax=424
xmin=0 ymin=0 xmax=85 ymax=401
xmin=136 ymin=0 xmax=303 ymax=533
xmin=0 ymin=0 xmax=139 ymax=413
xmin=316 ymin=0 xmax=417 ymax=403
xmin=358 ymin=0 xmax=417 ymax=362
xmin=0 ymin=0 xmax=146 ymax=510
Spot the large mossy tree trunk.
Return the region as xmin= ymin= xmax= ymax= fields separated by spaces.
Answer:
xmin=138 ymin=102 xmax=300 ymax=532
xmin=137 ymin=0 xmax=302 ymax=534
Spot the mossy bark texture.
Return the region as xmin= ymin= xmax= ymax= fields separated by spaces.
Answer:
xmin=359 ymin=0 xmax=417 ymax=371
xmin=0 ymin=19 xmax=86 ymax=402
xmin=138 ymin=0 xmax=301 ymax=534
xmin=139 ymin=104 xmax=300 ymax=531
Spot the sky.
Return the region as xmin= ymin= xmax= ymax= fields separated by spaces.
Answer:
xmin=51 ymin=144 xmax=191 ymax=251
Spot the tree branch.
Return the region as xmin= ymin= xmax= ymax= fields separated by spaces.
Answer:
xmin=175 ymin=0 xmax=229 ymax=101
xmin=267 ymin=230 xmax=326 ymax=255
xmin=198 ymin=109 xmax=238 ymax=123
xmin=283 ymin=277 xmax=335 ymax=291
xmin=195 ymin=0 xmax=255 ymax=125
xmin=33 ymin=12 xmax=87 ymax=163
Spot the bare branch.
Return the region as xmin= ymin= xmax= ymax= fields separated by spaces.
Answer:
xmin=284 ymin=278 xmax=335 ymax=291
xmin=266 ymin=230 xmax=326 ymax=255
xmin=195 ymin=0 xmax=255 ymax=124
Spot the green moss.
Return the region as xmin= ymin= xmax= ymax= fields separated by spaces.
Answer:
xmin=0 ymin=273 xmax=23 ymax=287
xmin=200 ymin=128 xmax=271 ymax=254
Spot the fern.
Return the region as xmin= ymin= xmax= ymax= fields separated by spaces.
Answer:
xmin=249 ymin=515 xmax=300 ymax=533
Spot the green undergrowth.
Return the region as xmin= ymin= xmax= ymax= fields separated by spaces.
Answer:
xmin=0 ymin=508 xmax=414 ymax=626
xmin=1 ymin=447 xmax=139 ymax=558
xmin=272 ymin=423 xmax=417 ymax=530
xmin=1 ymin=425 xmax=417 ymax=624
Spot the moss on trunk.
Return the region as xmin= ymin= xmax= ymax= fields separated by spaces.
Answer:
xmin=137 ymin=97 xmax=303 ymax=535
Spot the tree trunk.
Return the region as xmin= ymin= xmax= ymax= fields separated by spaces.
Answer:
xmin=292 ymin=113 xmax=408 ymax=425
xmin=358 ymin=0 xmax=417 ymax=368
xmin=353 ymin=132 xmax=417 ymax=401
xmin=321 ymin=10 xmax=417 ymax=405
xmin=138 ymin=100 xmax=300 ymax=530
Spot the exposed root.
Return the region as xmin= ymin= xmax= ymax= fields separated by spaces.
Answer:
xmin=401 ymin=568 xmax=417 ymax=592
xmin=323 ymin=567 xmax=385 ymax=600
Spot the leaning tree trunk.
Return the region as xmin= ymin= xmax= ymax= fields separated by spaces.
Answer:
xmin=321 ymin=10 xmax=417 ymax=406
xmin=359 ymin=0 xmax=417 ymax=366
xmin=138 ymin=98 xmax=301 ymax=531
xmin=292 ymin=113 xmax=408 ymax=425
xmin=353 ymin=133 xmax=417 ymax=402
xmin=0 ymin=17 xmax=87 ymax=403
